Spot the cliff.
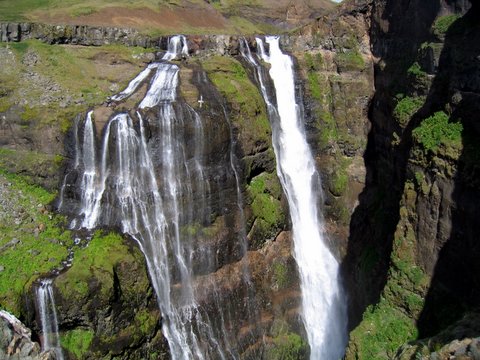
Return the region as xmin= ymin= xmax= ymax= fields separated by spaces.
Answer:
xmin=0 ymin=0 xmax=478 ymax=358
xmin=344 ymin=0 xmax=480 ymax=358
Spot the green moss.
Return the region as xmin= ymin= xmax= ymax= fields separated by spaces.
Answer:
xmin=304 ymin=52 xmax=324 ymax=72
xmin=433 ymin=14 xmax=460 ymax=36
xmin=202 ymin=56 xmax=271 ymax=154
xmin=248 ymin=173 xmax=284 ymax=228
xmin=407 ymin=62 xmax=429 ymax=87
xmin=272 ymin=262 xmax=290 ymax=289
xmin=56 ymin=231 xmax=135 ymax=299
xmin=70 ymin=6 xmax=97 ymax=17
xmin=336 ymin=50 xmax=365 ymax=71
xmin=393 ymin=96 xmax=425 ymax=126
xmin=267 ymin=333 xmax=308 ymax=360
xmin=135 ymin=308 xmax=158 ymax=335
xmin=412 ymin=111 xmax=463 ymax=152
xmin=60 ymin=329 xmax=94 ymax=359
xmin=0 ymin=171 xmax=72 ymax=316
xmin=330 ymin=169 xmax=348 ymax=197
xmin=349 ymin=300 xmax=418 ymax=360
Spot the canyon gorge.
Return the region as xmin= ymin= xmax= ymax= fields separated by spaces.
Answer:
xmin=0 ymin=0 xmax=478 ymax=359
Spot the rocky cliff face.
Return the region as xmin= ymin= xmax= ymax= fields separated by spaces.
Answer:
xmin=1 ymin=0 xmax=478 ymax=358
xmin=344 ymin=0 xmax=480 ymax=358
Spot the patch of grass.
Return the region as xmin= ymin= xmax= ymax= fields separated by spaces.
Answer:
xmin=407 ymin=62 xmax=429 ymax=86
xmin=60 ymin=328 xmax=94 ymax=359
xmin=412 ymin=111 xmax=463 ymax=152
xmin=433 ymin=14 xmax=461 ymax=37
xmin=70 ymin=6 xmax=97 ymax=17
xmin=393 ymin=96 xmax=425 ymax=126
xmin=349 ymin=300 xmax=418 ymax=360
xmin=135 ymin=308 xmax=158 ymax=335
xmin=336 ymin=49 xmax=365 ymax=71
xmin=272 ymin=262 xmax=289 ymax=289
xmin=248 ymin=172 xmax=284 ymax=228
xmin=0 ymin=171 xmax=72 ymax=316
xmin=0 ymin=0 xmax=52 ymax=21
xmin=267 ymin=332 xmax=308 ymax=360
xmin=330 ymin=169 xmax=348 ymax=197
xmin=0 ymin=148 xmax=64 ymax=189
xmin=55 ymin=231 xmax=135 ymax=299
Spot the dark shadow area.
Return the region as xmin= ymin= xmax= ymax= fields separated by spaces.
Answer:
xmin=341 ymin=0 xmax=441 ymax=329
xmin=417 ymin=2 xmax=480 ymax=337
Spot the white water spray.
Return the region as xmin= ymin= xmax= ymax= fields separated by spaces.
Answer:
xmin=36 ymin=279 xmax=64 ymax=360
xmin=63 ymin=36 xmax=243 ymax=360
xmin=244 ymin=37 xmax=348 ymax=359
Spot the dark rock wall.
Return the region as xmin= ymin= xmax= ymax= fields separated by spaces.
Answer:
xmin=345 ymin=0 xmax=480 ymax=357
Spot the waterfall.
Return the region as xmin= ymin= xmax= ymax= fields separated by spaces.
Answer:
xmin=60 ymin=36 xmax=249 ymax=359
xmin=36 ymin=279 xmax=64 ymax=360
xmin=241 ymin=37 xmax=348 ymax=359
xmin=163 ymin=35 xmax=189 ymax=61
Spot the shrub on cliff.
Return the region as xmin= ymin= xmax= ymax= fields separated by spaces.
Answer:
xmin=412 ymin=111 xmax=463 ymax=152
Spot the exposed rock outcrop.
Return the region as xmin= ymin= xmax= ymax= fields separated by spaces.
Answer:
xmin=0 ymin=310 xmax=53 ymax=360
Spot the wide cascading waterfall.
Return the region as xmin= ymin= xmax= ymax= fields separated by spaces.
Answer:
xmin=241 ymin=36 xmax=348 ymax=359
xmin=59 ymin=36 xmax=248 ymax=359
xmin=36 ymin=279 xmax=64 ymax=360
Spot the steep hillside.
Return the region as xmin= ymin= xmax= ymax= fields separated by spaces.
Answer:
xmin=0 ymin=0 xmax=336 ymax=34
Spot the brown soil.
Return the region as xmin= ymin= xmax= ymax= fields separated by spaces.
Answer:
xmin=32 ymin=6 xmax=229 ymax=32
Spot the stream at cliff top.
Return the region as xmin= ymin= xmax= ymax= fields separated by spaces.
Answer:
xmin=241 ymin=36 xmax=348 ymax=359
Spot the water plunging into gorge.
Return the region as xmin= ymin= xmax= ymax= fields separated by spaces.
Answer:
xmin=240 ymin=36 xmax=348 ymax=359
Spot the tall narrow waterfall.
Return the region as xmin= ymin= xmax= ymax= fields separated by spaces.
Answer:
xmin=60 ymin=36 xmax=250 ymax=359
xmin=36 ymin=279 xmax=64 ymax=360
xmin=241 ymin=37 xmax=348 ymax=359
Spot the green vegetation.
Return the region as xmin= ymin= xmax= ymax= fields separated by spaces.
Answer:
xmin=348 ymin=181 xmax=430 ymax=359
xmin=0 ymin=148 xmax=63 ymax=189
xmin=0 ymin=170 xmax=72 ymax=316
xmin=330 ymin=169 xmax=348 ymax=197
xmin=202 ymin=56 xmax=271 ymax=155
xmin=349 ymin=300 xmax=418 ymax=359
xmin=336 ymin=49 xmax=365 ymax=71
xmin=433 ymin=14 xmax=460 ymax=37
xmin=60 ymin=329 xmax=94 ymax=359
xmin=407 ymin=62 xmax=429 ymax=87
xmin=407 ymin=62 xmax=426 ymax=78
xmin=301 ymin=57 xmax=337 ymax=148
xmin=267 ymin=333 xmax=308 ymax=360
xmin=272 ymin=262 xmax=290 ymax=289
xmin=412 ymin=111 xmax=463 ymax=152
xmin=0 ymin=40 xmax=154 ymax=140
xmin=393 ymin=96 xmax=425 ymax=126
xmin=55 ymin=231 xmax=138 ymax=298
xmin=247 ymin=172 xmax=285 ymax=242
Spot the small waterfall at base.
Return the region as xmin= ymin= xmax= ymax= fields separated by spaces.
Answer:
xmin=59 ymin=36 xmax=254 ymax=360
xmin=241 ymin=37 xmax=348 ymax=359
xmin=36 ymin=279 xmax=64 ymax=360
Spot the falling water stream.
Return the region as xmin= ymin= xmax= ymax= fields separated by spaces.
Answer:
xmin=52 ymin=34 xmax=347 ymax=359
xmin=58 ymin=35 xmax=250 ymax=359
xmin=36 ymin=279 xmax=64 ymax=360
xmin=241 ymin=37 xmax=348 ymax=359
